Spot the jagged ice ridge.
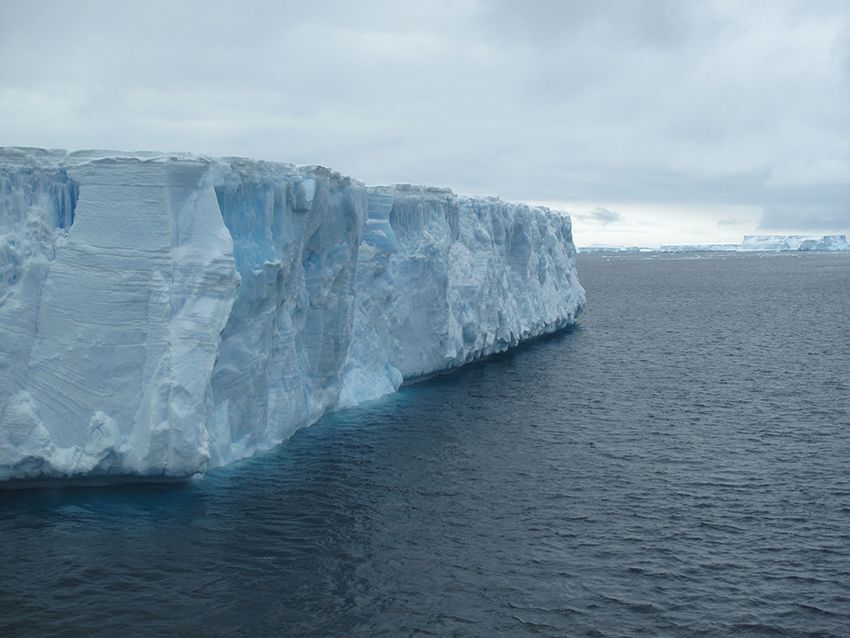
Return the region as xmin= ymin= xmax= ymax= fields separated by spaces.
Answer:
xmin=0 ymin=148 xmax=585 ymax=481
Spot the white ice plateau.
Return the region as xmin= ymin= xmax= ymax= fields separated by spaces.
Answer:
xmin=0 ymin=148 xmax=585 ymax=481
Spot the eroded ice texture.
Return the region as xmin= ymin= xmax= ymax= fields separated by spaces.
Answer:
xmin=0 ymin=148 xmax=585 ymax=480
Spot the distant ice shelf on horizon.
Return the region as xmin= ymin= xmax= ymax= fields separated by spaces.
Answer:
xmin=0 ymin=147 xmax=585 ymax=482
xmin=578 ymin=234 xmax=850 ymax=254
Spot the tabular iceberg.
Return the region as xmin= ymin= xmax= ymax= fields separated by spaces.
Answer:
xmin=740 ymin=235 xmax=850 ymax=251
xmin=0 ymin=148 xmax=585 ymax=482
xmin=659 ymin=235 xmax=850 ymax=253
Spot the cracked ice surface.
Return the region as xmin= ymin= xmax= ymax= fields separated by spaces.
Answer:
xmin=0 ymin=148 xmax=585 ymax=481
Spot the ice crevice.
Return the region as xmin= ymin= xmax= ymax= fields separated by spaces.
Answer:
xmin=0 ymin=148 xmax=585 ymax=481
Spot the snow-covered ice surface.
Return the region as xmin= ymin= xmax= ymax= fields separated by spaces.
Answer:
xmin=0 ymin=148 xmax=585 ymax=481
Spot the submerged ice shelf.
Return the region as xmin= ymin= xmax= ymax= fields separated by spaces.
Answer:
xmin=0 ymin=148 xmax=585 ymax=481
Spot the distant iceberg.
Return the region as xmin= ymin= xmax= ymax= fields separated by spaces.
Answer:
xmin=577 ymin=245 xmax=651 ymax=254
xmin=658 ymin=244 xmax=740 ymax=253
xmin=739 ymin=235 xmax=850 ymax=251
xmin=0 ymin=148 xmax=585 ymax=481
xmin=659 ymin=235 xmax=850 ymax=253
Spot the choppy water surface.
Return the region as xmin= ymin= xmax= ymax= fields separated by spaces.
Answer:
xmin=2 ymin=252 xmax=849 ymax=637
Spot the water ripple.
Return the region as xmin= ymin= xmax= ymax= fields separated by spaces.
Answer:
xmin=2 ymin=252 xmax=849 ymax=637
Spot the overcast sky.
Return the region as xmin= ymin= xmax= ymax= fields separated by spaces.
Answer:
xmin=2 ymin=0 xmax=848 ymax=245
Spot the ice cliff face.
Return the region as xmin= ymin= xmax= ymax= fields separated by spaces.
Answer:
xmin=0 ymin=148 xmax=584 ymax=481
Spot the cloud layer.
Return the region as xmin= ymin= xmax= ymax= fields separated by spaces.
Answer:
xmin=1 ymin=0 xmax=847 ymax=243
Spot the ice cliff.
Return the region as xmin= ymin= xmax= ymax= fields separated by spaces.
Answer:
xmin=0 ymin=148 xmax=584 ymax=481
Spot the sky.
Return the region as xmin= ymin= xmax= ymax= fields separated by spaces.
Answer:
xmin=1 ymin=0 xmax=848 ymax=246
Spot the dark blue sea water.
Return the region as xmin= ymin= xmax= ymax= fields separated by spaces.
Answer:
xmin=2 ymin=252 xmax=849 ymax=637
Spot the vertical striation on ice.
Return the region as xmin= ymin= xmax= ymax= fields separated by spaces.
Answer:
xmin=0 ymin=148 xmax=585 ymax=481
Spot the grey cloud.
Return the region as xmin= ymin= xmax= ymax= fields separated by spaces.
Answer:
xmin=0 ymin=0 xmax=848 ymax=239
xmin=477 ymin=0 xmax=702 ymax=50
xmin=578 ymin=207 xmax=623 ymax=225
xmin=759 ymin=205 xmax=850 ymax=232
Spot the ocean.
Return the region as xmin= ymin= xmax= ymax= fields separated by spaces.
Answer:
xmin=2 ymin=251 xmax=848 ymax=637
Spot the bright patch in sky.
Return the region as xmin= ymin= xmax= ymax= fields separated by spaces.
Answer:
xmin=533 ymin=202 xmax=764 ymax=248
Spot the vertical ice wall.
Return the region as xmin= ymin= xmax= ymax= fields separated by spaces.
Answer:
xmin=0 ymin=151 xmax=239 ymax=478
xmin=338 ymin=186 xmax=583 ymax=407
xmin=0 ymin=149 xmax=585 ymax=481
xmin=205 ymin=160 xmax=368 ymax=465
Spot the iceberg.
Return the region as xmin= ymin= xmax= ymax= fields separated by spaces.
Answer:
xmin=0 ymin=148 xmax=585 ymax=481
xmin=740 ymin=235 xmax=850 ymax=252
xmin=658 ymin=236 xmax=850 ymax=253
xmin=659 ymin=244 xmax=739 ymax=253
